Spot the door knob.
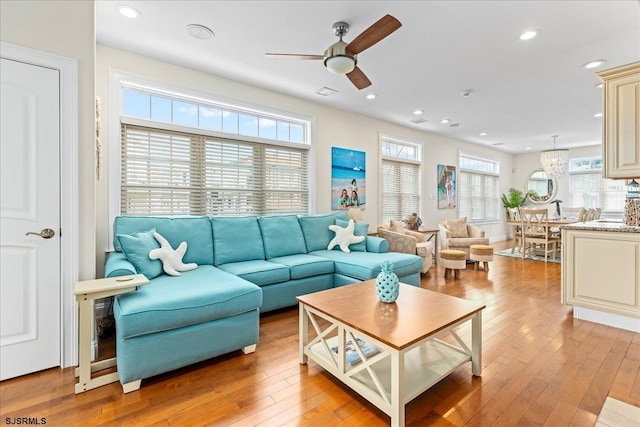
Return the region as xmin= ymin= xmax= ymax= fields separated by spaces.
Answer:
xmin=25 ymin=228 xmax=55 ymax=239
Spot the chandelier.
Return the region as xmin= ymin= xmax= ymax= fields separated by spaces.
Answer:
xmin=540 ymin=135 xmax=569 ymax=177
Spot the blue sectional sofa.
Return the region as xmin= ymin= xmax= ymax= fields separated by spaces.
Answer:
xmin=105 ymin=211 xmax=423 ymax=392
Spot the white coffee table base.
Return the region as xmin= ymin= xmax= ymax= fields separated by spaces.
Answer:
xmin=299 ymin=303 xmax=482 ymax=427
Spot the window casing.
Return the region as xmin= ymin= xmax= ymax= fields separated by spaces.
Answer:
xmin=568 ymin=157 xmax=626 ymax=212
xmin=380 ymin=138 xmax=421 ymax=224
xmin=458 ymin=155 xmax=500 ymax=222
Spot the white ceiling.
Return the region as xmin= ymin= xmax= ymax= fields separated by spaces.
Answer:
xmin=96 ymin=1 xmax=640 ymax=154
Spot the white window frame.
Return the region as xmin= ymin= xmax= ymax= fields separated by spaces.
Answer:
xmin=458 ymin=153 xmax=501 ymax=224
xmin=379 ymin=135 xmax=422 ymax=225
xmin=567 ymin=156 xmax=626 ymax=215
xmin=108 ymin=70 xmax=315 ymax=248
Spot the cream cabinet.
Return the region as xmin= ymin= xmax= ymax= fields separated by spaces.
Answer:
xmin=598 ymin=62 xmax=640 ymax=179
xmin=562 ymin=228 xmax=640 ymax=319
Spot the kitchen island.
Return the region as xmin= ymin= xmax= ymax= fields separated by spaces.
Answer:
xmin=561 ymin=221 xmax=640 ymax=332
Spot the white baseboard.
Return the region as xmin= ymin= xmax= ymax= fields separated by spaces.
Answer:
xmin=573 ymin=307 xmax=640 ymax=333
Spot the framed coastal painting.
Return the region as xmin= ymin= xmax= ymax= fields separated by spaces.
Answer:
xmin=437 ymin=164 xmax=456 ymax=209
xmin=331 ymin=147 xmax=365 ymax=210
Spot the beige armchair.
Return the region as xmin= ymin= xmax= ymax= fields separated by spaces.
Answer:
xmin=438 ymin=217 xmax=489 ymax=259
xmin=377 ymin=222 xmax=433 ymax=274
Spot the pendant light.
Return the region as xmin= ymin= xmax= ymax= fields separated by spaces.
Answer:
xmin=540 ymin=135 xmax=569 ymax=177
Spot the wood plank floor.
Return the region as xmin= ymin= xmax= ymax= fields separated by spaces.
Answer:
xmin=1 ymin=240 xmax=638 ymax=426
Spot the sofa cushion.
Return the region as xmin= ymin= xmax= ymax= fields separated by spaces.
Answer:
xmin=258 ymin=214 xmax=307 ymax=258
xmin=298 ymin=211 xmax=348 ymax=252
xmin=269 ymin=254 xmax=335 ymax=279
xmin=444 ymin=217 xmax=469 ymax=238
xmin=114 ymin=265 xmax=262 ymax=339
xmin=212 ymin=216 xmax=265 ymax=265
xmin=217 ymin=260 xmax=289 ymax=286
xmin=310 ymin=250 xmax=423 ymax=281
xmin=114 ymin=216 xmax=213 ymax=266
xmin=115 ymin=228 xmax=163 ymax=280
xmin=335 ymin=219 xmax=368 ymax=252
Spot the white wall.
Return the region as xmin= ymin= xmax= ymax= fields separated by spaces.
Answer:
xmin=0 ymin=1 xmax=96 ymax=281
xmin=95 ymin=45 xmax=517 ymax=276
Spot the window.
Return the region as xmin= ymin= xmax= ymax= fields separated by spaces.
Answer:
xmin=117 ymin=83 xmax=310 ymax=217
xmin=568 ymin=157 xmax=626 ymax=212
xmin=121 ymin=124 xmax=309 ymax=216
xmin=380 ymin=138 xmax=421 ymax=224
xmin=122 ymin=87 xmax=307 ymax=144
xmin=458 ymin=154 xmax=500 ymax=222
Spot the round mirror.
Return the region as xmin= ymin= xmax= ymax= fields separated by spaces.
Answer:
xmin=526 ymin=169 xmax=556 ymax=203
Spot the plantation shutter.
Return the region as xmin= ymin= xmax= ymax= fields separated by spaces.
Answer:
xmin=121 ymin=124 xmax=309 ymax=216
xmin=381 ymin=159 xmax=420 ymax=224
xmin=121 ymin=124 xmax=205 ymax=215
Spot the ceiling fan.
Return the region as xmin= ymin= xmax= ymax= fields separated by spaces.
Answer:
xmin=265 ymin=14 xmax=402 ymax=90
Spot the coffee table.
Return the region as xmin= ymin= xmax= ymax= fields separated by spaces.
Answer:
xmin=297 ymin=280 xmax=485 ymax=427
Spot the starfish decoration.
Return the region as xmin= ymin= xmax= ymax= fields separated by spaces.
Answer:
xmin=149 ymin=231 xmax=198 ymax=276
xmin=327 ymin=219 xmax=365 ymax=253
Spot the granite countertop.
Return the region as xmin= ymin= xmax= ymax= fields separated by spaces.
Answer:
xmin=562 ymin=220 xmax=640 ymax=233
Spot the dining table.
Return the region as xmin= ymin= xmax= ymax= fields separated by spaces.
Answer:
xmin=506 ymin=218 xmax=579 ymax=256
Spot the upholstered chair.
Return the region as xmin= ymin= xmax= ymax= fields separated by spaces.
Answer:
xmin=377 ymin=220 xmax=433 ymax=274
xmin=438 ymin=217 xmax=489 ymax=259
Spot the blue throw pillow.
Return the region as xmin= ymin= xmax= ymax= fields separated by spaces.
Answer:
xmin=298 ymin=211 xmax=349 ymax=252
xmin=115 ymin=228 xmax=163 ymax=279
xmin=335 ymin=219 xmax=368 ymax=252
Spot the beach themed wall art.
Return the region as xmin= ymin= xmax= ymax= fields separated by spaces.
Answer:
xmin=332 ymin=147 xmax=366 ymax=210
xmin=437 ymin=164 xmax=456 ymax=209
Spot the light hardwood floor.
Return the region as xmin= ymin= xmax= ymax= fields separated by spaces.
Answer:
xmin=1 ymin=240 xmax=638 ymax=426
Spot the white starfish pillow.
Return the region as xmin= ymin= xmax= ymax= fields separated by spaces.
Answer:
xmin=327 ymin=219 xmax=365 ymax=253
xmin=149 ymin=231 xmax=198 ymax=276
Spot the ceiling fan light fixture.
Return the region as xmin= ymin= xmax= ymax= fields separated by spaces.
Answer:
xmin=325 ymin=55 xmax=355 ymax=75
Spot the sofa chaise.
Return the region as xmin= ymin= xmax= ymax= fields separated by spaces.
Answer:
xmin=104 ymin=211 xmax=423 ymax=392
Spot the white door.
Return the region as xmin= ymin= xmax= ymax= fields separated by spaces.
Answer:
xmin=0 ymin=58 xmax=61 ymax=380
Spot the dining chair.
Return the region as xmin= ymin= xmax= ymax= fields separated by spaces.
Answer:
xmin=578 ymin=208 xmax=591 ymax=222
xmin=562 ymin=206 xmax=585 ymax=220
xmin=507 ymin=207 xmax=522 ymax=254
xmin=520 ymin=208 xmax=561 ymax=262
xmin=585 ymin=208 xmax=599 ymax=221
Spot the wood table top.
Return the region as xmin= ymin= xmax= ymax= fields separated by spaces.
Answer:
xmin=297 ymin=280 xmax=485 ymax=350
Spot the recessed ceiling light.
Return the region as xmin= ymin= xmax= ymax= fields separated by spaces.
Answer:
xmin=117 ymin=4 xmax=141 ymax=18
xmin=413 ymin=109 xmax=424 ymax=115
xmin=526 ymin=147 xmax=532 ymax=150
xmin=186 ymin=24 xmax=214 ymax=40
xmin=440 ymin=118 xmax=451 ymax=124
xmin=582 ymin=60 xmax=606 ymax=70
xmin=595 ymin=82 xmax=603 ymax=89
xmin=594 ymin=113 xmax=603 ymax=118
xmin=519 ymin=30 xmax=539 ymax=41
xmin=492 ymin=142 xmax=504 ymax=146
xmin=365 ymin=94 xmax=377 ymax=100
xmin=410 ymin=118 xmax=427 ymax=124
xmin=449 ymin=123 xmax=462 ymax=127
xmin=479 ymin=132 xmax=488 ymax=136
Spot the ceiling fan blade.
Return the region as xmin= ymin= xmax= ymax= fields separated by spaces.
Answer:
xmin=346 ymin=14 xmax=402 ymax=55
xmin=265 ymin=53 xmax=324 ymax=60
xmin=346 ymin=66 xmax=372 ymax=90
